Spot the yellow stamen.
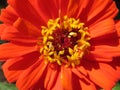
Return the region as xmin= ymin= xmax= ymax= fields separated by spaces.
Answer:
xmin=39 ymin=16 xmax=91 ymax=67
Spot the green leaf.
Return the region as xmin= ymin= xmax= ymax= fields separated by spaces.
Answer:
xmin=0 ymin=82 xmax=18 ymax=90
xmin=112 ymin=82 xmax=120 ymax=90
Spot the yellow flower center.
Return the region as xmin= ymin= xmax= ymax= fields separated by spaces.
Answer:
xmin=40 ymin=16 xmax=90 ymax=67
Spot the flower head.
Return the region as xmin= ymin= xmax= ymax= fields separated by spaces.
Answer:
xmin=40 ymin=16 xmax=90 ymax=67
xmin=0 ymin=0 xmax=120 ymax=90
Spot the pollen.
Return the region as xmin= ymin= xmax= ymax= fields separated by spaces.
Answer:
xmin=39 ymin=16 xmax=90 ymax=67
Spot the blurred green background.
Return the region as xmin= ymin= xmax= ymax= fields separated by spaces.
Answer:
xmin=0 ymin=0 xmax=120 ymax=90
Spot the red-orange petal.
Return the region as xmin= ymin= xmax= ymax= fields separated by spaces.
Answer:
xmin=99 ymin=63 xmax=120 ymax=82
xmin=72 ymin=69 xmax=97 ymax=90
xmin=61 ymin=66 xmax=73 ymax=90
xmin=91 ymin=45 xmax=120 ymax=60
xmin=63 ymin=0 xmax=80 ymax=17
xmin=85 ymin=45 xmax=117 ymax=62
xmin=7 ymin=0 xmax=49 ymax=27
xmin=86 ymin=0 xmax=118 ymax=25
xmin=60 ymin=0 xmax=90 ymax=18
xmin=85 ymin=52 xmax=113 ymax=62
xmin=1 ymin=26 xmax=37 ymax=43
xmin=109 ymin=57 xmax=120 ymax=79
xmin=90 ymin=31 xmax=119 ymax=47
xmin=44 ymin=64 xmax=59 ymax=90
xmin=2 ymin=58 xmax=23 ymax=82
xmin=0 ymin=24 xmax=6 ymax=37
xmin=87 ymin=65 xmax=116 ymax=90
xmin=13 ymin=18 xmax=41 ymax=37
xmin=79 ymin=79 xmax=97 ymax=90
xmin=60 ymin=0 xmax=118 ymax=25
xmin=0 ymin=5 xmax=18 ymax=25
xmin=29 ymin=0 xmax=59 ymax=21
xmin=89 ymin=19 xmax=115 ymax=39
xmin=16 ymin=56 xmax=47 ymax=90
xmin=3 ymin=51 xmax=40 ymax=70
xmin=52 ymin=71 xmax=63 ymax=90
xmin=76 ymin=66 xmax=88 ymax=76
xmin=0 ymin=43 xmax=37 ymax=60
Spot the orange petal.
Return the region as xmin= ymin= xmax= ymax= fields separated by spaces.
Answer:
xmin=52 ymin=71 xmax=63 ymax=90
xmin=29 ymin=0 xmax=59 ymax=21
xmin=0 ymin=43 xmax=37 ymax=60
xmin=67 ymin=0 xmax=82 ymax=17
xmin=0 ymin=24 xmax=6 ymax=37
xmin=89 ymin=19 xmax=115 ymax=39
xmin=60 ymin=0 xmax=90 ymax=18
xmin=13 ymin=18 xmax=41 ymax=37
xmin=60 ymin=0 xmax=118 ymax=25
xmin=44 ymin=65 xmax=58 ymax=90
xmin=91 ymin=45 xmax=120 ymax=60
xmin=16 ymin=56 xmax=47 ymax=90
xmin=79 ymin=79 xmax=97 ymax=90
xmin=0 ymin=5 xmax=18 ymax=25
xmin=76 ymin=66 xmax=88 ymax=76
xmin=109 ymin=57 xmax=120 ymax=78
xmin=8 ymin=0 xmax=49 ymax=27
xmin=61 ymin=66 xmax=73 ymax=90
xmin=99 ymin=63 xmax=120 ymax=82
xmin=85 ymin=45 xmax=116 ymax=62
xmin=87 ymin=0 xmax=118 ymax=25
xmin=1 ymin=26 xmax=37 ymax=43
xmin=2 ymin=59 xmax=23 ymax=82
xmin=3 ymin=52 xmax=40 ymax=70
xmin=72 ymin=68 xmax=97 ymax=90
xmin=87 ymin=65 xmax=116 ymax=90
xmin=85 ymin=52 xmax=113 ymax=62
xmin=90 ymin=32 xmax=119 ymax=47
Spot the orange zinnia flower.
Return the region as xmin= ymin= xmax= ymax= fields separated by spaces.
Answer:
xmin=0 ymin=0 xmax=120 ymax=90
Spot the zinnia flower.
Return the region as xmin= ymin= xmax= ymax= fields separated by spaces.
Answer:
xmin=0 ymin=0 xmax=120 ymax=90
